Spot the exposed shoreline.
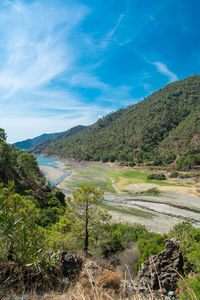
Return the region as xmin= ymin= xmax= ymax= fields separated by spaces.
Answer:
xmin=39 ymin=159 xmax=70 ymax=186
xmin=38 ymin=156 xmax=200 ymax=234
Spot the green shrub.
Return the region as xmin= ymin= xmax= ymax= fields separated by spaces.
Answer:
xmin=0 ymin=183 xmax=44 ymax=265
xmin=147 ymin=173 xmax=166 ymax=180
xmin=99 ymin=223 xmax=147 ymax=258
xmin=169 ymin=222 xmax=200 ymax=273
xmin=169 ymin=171 xmax=179 ymax=178
xmin=178 ymin=275 xmax=200 ymax=299
xmin=135 ymin=232 xmax=167 ymax=270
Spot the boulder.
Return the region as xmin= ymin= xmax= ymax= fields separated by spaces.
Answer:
xmin=137 ymin=237 xmax=184 ymax=294
xmin=60 ymin=251 xmax=83 ymax=280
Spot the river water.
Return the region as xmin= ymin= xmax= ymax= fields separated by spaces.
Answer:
xmin=36 ymin=155 xmax=69 ymax=186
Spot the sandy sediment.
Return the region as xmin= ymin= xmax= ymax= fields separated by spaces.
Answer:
xmin=40 ymin=165 xmax=65 ymax=182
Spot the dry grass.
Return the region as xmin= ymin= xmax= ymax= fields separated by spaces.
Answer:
xmin=31 ymin=260 xmax=170 ymax=300
xmin=117 ymin=245 xmax=139 ymax=279
xmin=3 ymin=259 xmax=179 ymax=300
xmin=97 ymin=270 xmax=121 ymax=289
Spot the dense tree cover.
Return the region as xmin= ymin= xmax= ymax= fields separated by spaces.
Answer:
xmin=32 ymin=75 xmax=200 ymax=168
xmin=176 ymin=153 xmax=200 ymax=170
xmin=0 ymin=129 xmax=66 ymax=225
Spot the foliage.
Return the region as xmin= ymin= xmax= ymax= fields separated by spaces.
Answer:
xmin=17 ymin=152 xmax=40 ymax=179
xmin=0 ymin=132 xmax=66 ymax=226
xmin=169 ymin=171 xmax=179 ymax=178
xmin=135 ymin=232 xmax=167 ymax=270
xmin=137 ymin=187 xmax=161 ymax=196
xmin=178 ymin=275 xmax=200 ymax=300
xmin=99 ymin=223 xmax=147 ymax=258
xmin=169 ymin=222 xmax=200 ymax=273
xmin=32 ymin=75 xmax=200 ymax=167
xmin=0 ymin=128 xmax=7 ymax=142
xmin=176 ymin=153 xmax=200 ymax=170
xmin=169 ymin=222 xmax=200 ymax=299
xmin=0 ymin=183 xmax=43 ymax=265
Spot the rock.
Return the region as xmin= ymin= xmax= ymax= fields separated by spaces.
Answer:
xmin=137 ymin=238 xmax=184 ymax=294
xmin=60 ymin=251 xmax=83 ymax=280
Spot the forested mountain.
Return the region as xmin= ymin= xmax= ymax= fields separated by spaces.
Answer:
xmin=32 ymin=75 xmax=200 ymax=168
xmin=14 ymin=131 xmax=64 ymax=150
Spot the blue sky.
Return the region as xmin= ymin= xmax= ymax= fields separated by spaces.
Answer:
xmin=0 ymin=0 xmax=199 ymax=143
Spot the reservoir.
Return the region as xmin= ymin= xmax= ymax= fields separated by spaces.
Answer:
xmin=36 ymin=156 xmax=58 ymax=168
xmin=36 ymin=155 xmax=69 ymax=186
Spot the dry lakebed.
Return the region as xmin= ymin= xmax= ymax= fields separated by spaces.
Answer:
xmin=39 ymin=157 xmax=200 ymax=234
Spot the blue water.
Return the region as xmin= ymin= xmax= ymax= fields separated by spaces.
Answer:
xmin=36 ymin=156 xmax=58 ymax=168
xmin=36 ymin=156 xmax=68 ymax=186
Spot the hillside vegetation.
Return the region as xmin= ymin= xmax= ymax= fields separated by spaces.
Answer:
xmin=0 ymin=128 xmax=66 ymax=226
xmin=32 ymin=74 xmax=200 ymax=168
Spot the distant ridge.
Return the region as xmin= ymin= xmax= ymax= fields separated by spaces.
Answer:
xmin=15 ymin=125 xmax=88 ymax=151
xmin=14 ymin=131 xmax=64 ymax=150
xmin=32 ymin=75 xmax=200 ymax=168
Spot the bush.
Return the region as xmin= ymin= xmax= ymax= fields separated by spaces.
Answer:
xmin=169 ymin=171 xmax=179 ymax=178
xmin=178 ymin=275 xmax=200 ymax=299
xmin=99 ymin=223 xmax=147 ymax=258
xmin=147 ymin=173 xmax=166 ymax=180
xmin=169 ymin=222 xmax=200 ymax=273
xmin=135 ymin=232 xmax=167 ymax=270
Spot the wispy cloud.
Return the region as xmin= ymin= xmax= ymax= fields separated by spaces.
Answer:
xmin=153 ymin=61 xmax=178 ymax=82
xmin=0 ymin=0 xmax=89 ymax=97
xmin=68 ymin=73 xmax=109 ymax=90
xmin=100 ymin=14 xmax=125 ymax=48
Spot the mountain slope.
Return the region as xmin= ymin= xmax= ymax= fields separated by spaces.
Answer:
xmin=32 ymin=74 xmax=200 ymax=165
xmin=14 ymin=131 xmax=64 ymax=150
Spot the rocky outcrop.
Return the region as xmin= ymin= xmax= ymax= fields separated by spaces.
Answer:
xmin=60 ymin=251 xmax=83 ymax=280
xmin=137 ymin=238 xmax=183 ymax=294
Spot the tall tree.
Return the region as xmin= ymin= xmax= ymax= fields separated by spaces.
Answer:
xmin=66 ymin=185 xmax=110 ymax=254
xmin=0 ymin=128 xmax=6 ymax=142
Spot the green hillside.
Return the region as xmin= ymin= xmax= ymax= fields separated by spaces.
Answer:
xmin=32 ymin=75 xmax=200 ymax=167
xmin=0 ymin=128 xmax=66 ymax=226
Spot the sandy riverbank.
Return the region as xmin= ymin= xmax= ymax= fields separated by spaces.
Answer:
xmin=39 ymin=160 xmax=70 ymax=183
xmin=40 ymin=165 xmax=65 ymax=182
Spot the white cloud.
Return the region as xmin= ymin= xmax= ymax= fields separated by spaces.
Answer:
xmin=153 ymin=61 xmax=178 ymax=82
xmin=0 ymin=0 xmax=89 ymax=97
